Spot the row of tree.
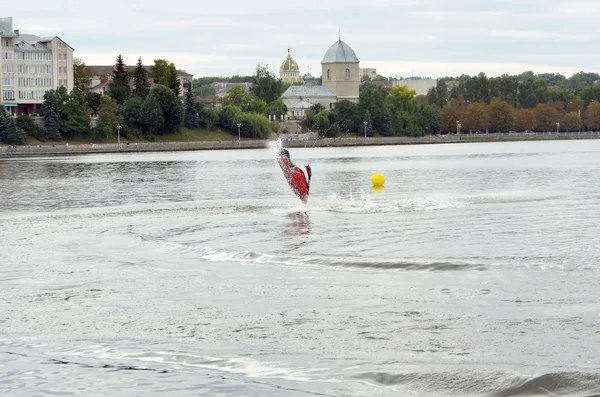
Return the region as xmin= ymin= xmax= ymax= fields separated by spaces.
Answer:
xmin=427 ymin=71 xmax=600 ymax=110
xmin=438 ymin=97 xmax=600 ymax=133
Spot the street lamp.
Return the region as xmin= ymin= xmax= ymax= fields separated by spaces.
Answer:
xmin=556 ymin=122 xmax=560 ymax=134
xmin=116 ymin=125 xmax=121 ymax=148
xmin=363 ymin=121 xmax=368 ymax=139
xmin=456 ymin=120 xmax=461 ymax=140
xmin=578 ymin=109 xmax=581 ymax=133
xmin=236 ymin=123 xmax=241 ymax=141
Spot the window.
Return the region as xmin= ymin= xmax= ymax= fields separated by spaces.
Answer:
xmin=2 ymin=64 xmax=13 ymax=73
xmin=345 ymin=69 xmax=350 ymax=80
xmin=2 ymin=77 xmax=14 ymax=86
xmin=3 ymin=39 xmax=8 ymax=47
xmin=327 ymin=69 xmax=331 ymax=80
xmin=2 ymin=90 xmax=15 ymax=100
xmin=2 ymin=52 xmax=12 ymax=60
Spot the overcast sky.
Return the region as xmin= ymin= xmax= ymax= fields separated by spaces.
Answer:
xmin=5 ymin=0 xmax=600 ymax=79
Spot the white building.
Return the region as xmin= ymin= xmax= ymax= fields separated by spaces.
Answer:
xmin=360 ymin=68 xmax=377 ymax=80
xmin=0 ymin=17 xmax=74 ymax=115
xmin=393 ymin=77 xmax=438 ymax=96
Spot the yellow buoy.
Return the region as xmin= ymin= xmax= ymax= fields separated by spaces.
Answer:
xmin=372 ymin=173 xmax=385 ymax=186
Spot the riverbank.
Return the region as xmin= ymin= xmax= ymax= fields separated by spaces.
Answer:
xmin=1 ymin=131 xmax=600 ymax=156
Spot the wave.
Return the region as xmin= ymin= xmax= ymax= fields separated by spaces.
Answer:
xmin=194 ymin=247 xmax=486 ymax=272
xmin=355 ymin=370 xmax=600 ymax=397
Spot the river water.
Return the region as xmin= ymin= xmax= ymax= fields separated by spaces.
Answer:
xmin=1 ymin=140 xmax=600 ymax=396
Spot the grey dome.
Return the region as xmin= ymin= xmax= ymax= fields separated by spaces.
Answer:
xmin=321 ymin=39 xmax=359 ymax=64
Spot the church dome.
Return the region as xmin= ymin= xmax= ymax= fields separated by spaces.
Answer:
xmin=280 ymin=49 xmax=299 ymax=72
xmin=321 ymin=39 xmax=359 ymax=64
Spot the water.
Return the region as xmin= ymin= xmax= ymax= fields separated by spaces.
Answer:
xmin=2 ymin=140 xmax=600 ymax=396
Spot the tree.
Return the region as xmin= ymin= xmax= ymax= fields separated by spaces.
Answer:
xmin=150 ymin=85 xmax=183 ymax=133
xmin=331 ymin=100 xmax=361 ymax=132
xmin=151 ymin=59 xmax=176 ymax=86
xmin=313 ymin=110 xmax=331 ymax=135
xmin=60 ymin=89 xmax=88 ymax=138
xmin=363 ymin=109 xmax=374 ymax=136
xmin=184 ymin=87 xmax=199 ymax=129
xmin=73 ymin=58 xmax=92 ymax=91
xmin=86 ymin=92 xmax=102 ymax=115
xmin=168 ymin=68 xmax=181 ymax=97
xmin=250 ymin=63 xmax=284 ymax=104
xmin=122 ymin=97 xmax=143 ymax=130
xmin=534 ymin=103 xmax=560 ymax=131
xmin=487 ymin=98 xmax=515 ymax=132
xmin=42 ymin=89 xmax=62 ymax=141
xmin=5 ymin=115 xmax=20 ymax=144
xmin=108 ymin=54 xmax=130 ymax=104
xmin=515 ymin=109 xmax=536 ymax=131
xmin=268 ymin=99 xmax=288 ymax=116
xmin=0 ymin=109 xmax=8 ymax=143
xmin=16 ymin=114 xmax=44 ymax=139
xmin=140 ymin=92 xmax=164 ymax=133
xmin=132 ymin=57 xmax=150 ymax=99
xmin=95 ymin=96 xmax=124 ymax=138
xmin=584 ymin=101 xmax=600 ymax=131
xmin=464 ymin=102 xmax=489 ymax=131
xmin=562 ymin=112 xmax=581 ymax=132
xmin=381 ymin=111 xmax=394 ymax=136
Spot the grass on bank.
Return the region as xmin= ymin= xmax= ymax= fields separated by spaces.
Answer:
xmin=25 ymin=127 xmax=242 ymax=146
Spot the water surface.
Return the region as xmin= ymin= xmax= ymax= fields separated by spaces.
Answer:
xmin=2 ymin=140 xmax=600 ymax=396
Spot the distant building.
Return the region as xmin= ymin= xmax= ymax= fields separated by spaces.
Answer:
xmin=360 ymin=68 xmax=377 ymax=80
xmin=279 ymin=49 xmax=301 ymax=82
xmin=393 ymin=77 xmax=438 ymax=96
xmin=0 ymin=17 xmax=74 ymax=115
xmin=87 ymin=65 xmax=193 ymax=96
xmin=281 ymin=37 xmax=361 ymax=119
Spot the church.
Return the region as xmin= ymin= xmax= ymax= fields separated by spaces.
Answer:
xmin=280 ymin=38 xmax=360 ymax=119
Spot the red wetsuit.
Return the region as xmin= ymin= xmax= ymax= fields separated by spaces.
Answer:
xmin=278 ymin=156 xmax=310 ymax=202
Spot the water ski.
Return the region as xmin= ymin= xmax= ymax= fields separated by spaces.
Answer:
xmin=278 ymin=148 xmax=312 ymax=203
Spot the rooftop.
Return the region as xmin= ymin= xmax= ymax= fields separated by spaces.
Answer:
xmin=321 ymin=39 xmax=359 ymax=64
xmin=282 ymin=85 xmax=336 ymax=98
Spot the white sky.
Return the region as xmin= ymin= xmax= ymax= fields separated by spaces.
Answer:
xmin=5 ymin=0 xmax=600 ymax=79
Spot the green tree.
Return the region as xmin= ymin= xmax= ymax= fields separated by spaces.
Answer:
xmin=73 ymin=58 xmax=92 ymax=91
xmin=86 ymin=92 xmax=102 ymax=115
xmin=122 ymin=97 xmax=143 ymax=130
xmin=151 ymin=85 xmax=183 ymax=133
xmin=16 ymin=114 xmax=44 ymax=139
xmin=109 ymin=54 xmax=130 ymax=104
xmin=4 ymin=115 xmax=20 ymax=144
xmin=268 ymin=99 xmax=288 ymax=116
xmin=168 ymin=68 xmax=181 ymax=97
xmin=313 ymin=110 xmax=331 ymax=135
xmin=0 ymin=109 xmax=8 ymax=143
xmin=380 ymin=111 xmax=394 ymax=136
xmin=95 ymin=95 xmax=124 ymax=138
xmin=579 ymin=86 xmax=600 ymax=105
xmin=151 ymin=59 xmax=176 ymax=86
xmin=42 ymin=89 xmax=62 ymax=141
xmin=363 ymin=109 xmax=374 ymax=136
xmin=132 ymin=57 xmax=150 ymax=99
xmin=250 ymin=63 xmax=284 ymax=104
xmin=184 ymin=87 xmax=199 ymax=129
xmin=331 ymin=100 xmax=361 ymax=132
xmin=139 ymin=92 xmax=164 ymax=133
xmin=60 ymin=89 xmax=88 ymax=138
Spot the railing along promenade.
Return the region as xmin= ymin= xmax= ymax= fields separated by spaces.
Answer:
xmin=1 ymin=130 xmax=600 ymax=155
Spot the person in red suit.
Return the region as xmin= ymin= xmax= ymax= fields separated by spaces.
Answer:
xmin=278 ymin=148 xmax=312 ymax=203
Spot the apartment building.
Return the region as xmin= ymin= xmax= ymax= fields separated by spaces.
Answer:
xmin=0 ymin=17 xmax=74 ymax=115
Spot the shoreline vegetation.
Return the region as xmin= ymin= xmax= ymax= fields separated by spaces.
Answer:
xmin=2 ymin=130 xmax=599 ymax=156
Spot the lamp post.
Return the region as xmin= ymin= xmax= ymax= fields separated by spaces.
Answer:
xmin=456 ymin=120 xmax=461 ymax=140
xmin=578 ymin=109 xmax=581 ymax=133
xmin=116 ymin=125 xmax=121 ymax=149
xmin=363 ymin=121 xmax=368 ymax=139
xmin=237 ymin=123 xmax=241 ymax=141
xmin=556 ymin=122 xmax=560 ymax=134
